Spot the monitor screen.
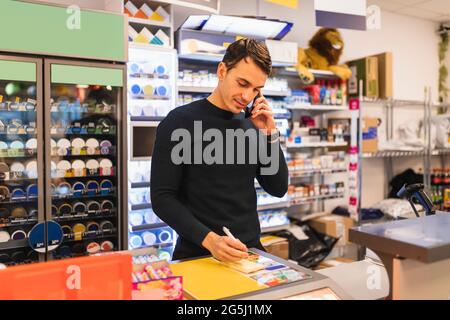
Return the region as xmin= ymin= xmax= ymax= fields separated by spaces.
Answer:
xmin=131 ymin=124 xmax=158 ymax=159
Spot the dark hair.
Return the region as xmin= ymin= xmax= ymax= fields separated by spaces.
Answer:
xmin=222 ymin=38 xmax=272 ymax=76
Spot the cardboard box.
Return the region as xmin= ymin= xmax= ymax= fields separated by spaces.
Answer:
xmin=372 ymin=52 xmax=393 ymax=99
xmin=362 ymin=117 xmax=379 ymax=153
xmin=308 ymin=214 xmax=354 ymax=245
xmin=261 ymin=236 xmax=289 ymax=260
xmin=347 ymin=56 xmax=379 ymax=98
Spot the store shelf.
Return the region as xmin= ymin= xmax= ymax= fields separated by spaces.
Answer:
xmin=0 ymin=239 xmax=29 ymax=251
xmin=0 ymin=154 xmax=37 ymax=159
xmin=0 ymin=218 xmax=38 ymax=228
xmin=432 ymin=149 xmax=450 ymax=156
xmin=51 ymin=153 xmax=116 ymax=158
xmin=286 ymin=141 xmax=347 ymax=149
xmin=177 ymin=85 xmax=214 ymax=93
xmin=177 ymin=85 xmax=290 ymax=97
xmin=130 ymin=203 xmax=152 ymax=211
xmin=50 ymin=111 xmax=115 ymax=116
xmin=130 ymin=182 xmax=151 ymax=189
xmin=0 ymin=132 xmax=37 ymax=137
xmin=52 ymin=192 xmax=116 ymax=201
xmin=63 ymin=230 xmax=117 ymax=242
xmin=261 ymin=223 xmax=290 ymax=233
xmin=139 ymin=242 xmax=173 ymax=249
xmin=130 ymin=222 xmax=168 ymax=232
xmin=52 ymin=174 xmax=116 ymax=180
xmin=130 ymin=116 xmax=165 ymax=122
xmin=257 ymin=201 xmax=290 ymax=211
xmin=0 ymin=109 xmax=36 ymax=113
xmin=129 ymin=94 xmax=170 ymax=101
xmin=289 ymin=168 xmax=348 ymax=178
xmin=287 ymin=104 xmax=348 ymax=111
xmin=130 ymin=73 xmax=170 ymax=80
xmin=277 ymin=67 xmax=340 ymax=80
xmin=0 ymin=198 xmax=38 ymax=205
xmin=178 ymin=53 xmax=294 ymax=67
xmin=128 ymin=17 xmax=172 ymax=29
xmin=364 ymin=147 xmax=450 ymax=158
xmin=51 ymin=132 xmax=117 ymax=137
xmin=362 ymin=150 xmax=425 ymax=158
xmin=53 ymin=210 xmax=117 ymax=222
xmin=263 ymin=90 xmax=291 ymax=97
xmin=290 ymin=193 xmax=345 ymax=206
xmin=0 ymin=176 xmax=37 ymax=182
xmin=128 ymin=42 xmax=172 ymax=51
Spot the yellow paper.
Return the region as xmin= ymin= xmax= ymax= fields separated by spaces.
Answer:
xmin=265 ymin=0 xmax=298 ymax=9
xmin=134 ymin=34 xmax=149 ymax=44
xmin=171 ymin=257 xmax=268 ymax=300
xmin=149 ymin=12 xmax=164 ymax=22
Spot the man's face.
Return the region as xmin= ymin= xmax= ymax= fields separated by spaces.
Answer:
xmin=217 ymin=58 xmax=268 ymax=114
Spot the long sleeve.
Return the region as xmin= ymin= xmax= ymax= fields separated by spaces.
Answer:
xmin=256 ymin=137 xmax=289 ymax=197
xmin=150 ymin=116 xmax=211 ymax=246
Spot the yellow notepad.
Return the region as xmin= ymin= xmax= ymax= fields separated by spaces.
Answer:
xmin=171 ymin=257 xmax=268 ymax=300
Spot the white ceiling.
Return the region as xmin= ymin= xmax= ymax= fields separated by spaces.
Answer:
xmin=368 ymin=0 xmax=450 ymax=22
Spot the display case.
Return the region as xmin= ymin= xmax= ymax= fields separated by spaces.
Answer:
xmin=44 ymin=60 xmax=127 ymax=260
xmin=0 ymin=55 xmax=44 ymax=266
xmin=127 ymin=44 xmax=178 ymax=259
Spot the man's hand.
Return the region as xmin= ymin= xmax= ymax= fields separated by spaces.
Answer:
xmin=202 ymin=231 xmax=249 ymax=262
xmin=249 ymin=94 xmax=277 ymax=135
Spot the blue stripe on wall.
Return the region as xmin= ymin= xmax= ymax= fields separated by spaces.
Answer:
xmin=316 ymin=10 xmax=366 ymax=31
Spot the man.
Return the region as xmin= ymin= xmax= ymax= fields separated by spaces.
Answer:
xmin=150 ymin=39 xmax=288 ymax=262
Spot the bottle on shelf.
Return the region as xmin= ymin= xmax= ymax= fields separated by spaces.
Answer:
xmin=330 ymin=80 xmax=337 ymax=105
xmin=324 ymin=81 xmax=331 ymax=105
xmin=336 ymin=81 xmax=343 ymax=106
xmin=340 ymin=80 xmax=347 ymax=106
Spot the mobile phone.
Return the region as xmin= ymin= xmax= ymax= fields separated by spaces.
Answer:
xmin=245 ymin=93 xmax=261 ymax=118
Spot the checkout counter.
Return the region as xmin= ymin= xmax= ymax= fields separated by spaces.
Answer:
xmin=350 ymin=212 xmax=450 ymax=300
xmin=171 ymin=248 xmax=355 ymax=300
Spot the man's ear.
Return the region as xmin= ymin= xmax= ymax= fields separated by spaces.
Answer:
xmin=217 ymin=62 xmax=227 ymax=81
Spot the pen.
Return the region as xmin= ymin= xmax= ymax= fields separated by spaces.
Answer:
xmin=222 ymin=226 xmax=237 ymax=240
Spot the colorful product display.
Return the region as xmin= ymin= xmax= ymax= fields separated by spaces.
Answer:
xmin=128 ymin=26 xmax=170 ymax=47
xmin=300 ymin=80 xmax=347 ymax=107
xmin=0 ymin=83 xmax=40 ymax=266
xmin=430 ymin=168 xmax=450 ymax=210
xmin=288 ymin=182 xmax=345 ymax=201
xmin=287 ymin=152 xmax=347 ymax=175
xmin=49 ymin=81 xmax=121 ymax=261
xmin=178 ymin=70 xmax=289 ymax=93
xmin=128 ymin=227 xmax=173 ymax=250
xmin=127 ymin=44 xmax=177 ymax=254
xmin=258 ymin=210 xmax=290 ymax=230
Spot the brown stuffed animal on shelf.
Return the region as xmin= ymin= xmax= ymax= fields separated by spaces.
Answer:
xmin=296 ymin=28 xmax=352 ymax=84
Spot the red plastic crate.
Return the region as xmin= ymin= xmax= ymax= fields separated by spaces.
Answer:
xmin=0 ymin=254 xmax=132 ymax=300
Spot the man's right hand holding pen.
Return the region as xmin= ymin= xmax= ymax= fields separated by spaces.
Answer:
xmin=201 ymin=228 xmax=249 ymax=262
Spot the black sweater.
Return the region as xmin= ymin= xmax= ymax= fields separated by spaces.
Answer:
xmin=150 ymin=98 xmax=288 ymax=254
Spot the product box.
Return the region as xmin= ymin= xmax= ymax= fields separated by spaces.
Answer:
xmin=132 ymin=260 xmax=183 ymax=300
xmin=372 ymin=52 xmax=393 ymax=99
xmin=261 ymin=235 xmax=289 ymax=260
xmin=362 ymin=117 xmax=379 ymax=153
xmin=347 ymin=56 xmax=379 ymax=98
xmin=308 ymin=214 xmax=354 ymax=245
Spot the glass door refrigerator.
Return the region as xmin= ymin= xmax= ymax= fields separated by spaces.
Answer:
xmin=127 ymin=45 xmax=178 ymax=261
xmin=0 ymin=55 xmax=44 ymax=266
xmin=44 ymin=59 xmax=127 ymax=260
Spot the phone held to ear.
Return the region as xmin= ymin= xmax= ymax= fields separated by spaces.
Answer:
xmin=245 ymin=93 xmax=261 ymax=118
